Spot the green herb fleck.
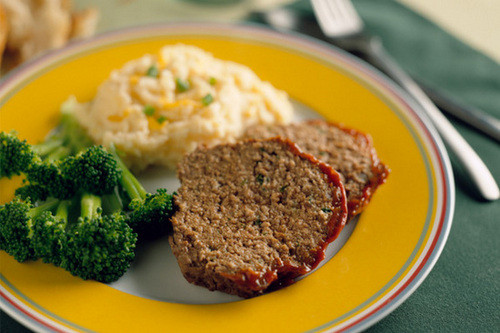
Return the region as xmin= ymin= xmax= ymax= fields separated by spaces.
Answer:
xmin=209 ymin=77 xmax=217 ymax=85
xmin=143 ymin=105 xmax=156 ymax=116
xmin=241 ymin=179 xmax=249 ymax=186
xmin=176 ymin=78 xmax=190 ymax=92
xmin=319 ymin=151 xmax=327 ymax=156
xmin=202 ymin=93 xmax=214 ymax=106
xmin=253 ymin=219 xmax=262 ymax=226
xmin=280 ymin=185 xmax=289 ymax=192
xmin=256 ymin=174 xmax=265 ymax=184
xmin=321 ymin=207 xmax=332 ymax=213
xmin=146 ymin=65 xmax=159 ymax=77
xmin=157 ymin=115 xmax=167 ymax=124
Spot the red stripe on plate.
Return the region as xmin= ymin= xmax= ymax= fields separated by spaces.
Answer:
xmin=336 ymin=89 xmax=449 ymax=332
xmin=0 ymin=289 xmax=67 ymax=333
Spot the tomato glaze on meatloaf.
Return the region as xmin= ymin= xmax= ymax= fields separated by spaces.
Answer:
xmin=243 ymin=120 xmax=389 ymax=218
xmin=169 ymin=138 xmax=348 ymax=298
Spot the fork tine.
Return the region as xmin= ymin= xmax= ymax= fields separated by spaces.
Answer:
xmin=311 ymin=0 xmax=364 ymax=37
xmin=334 ymin=0 xmax=363 ymax=28
xmin=311 ymin=0 xmax=338 ymax=35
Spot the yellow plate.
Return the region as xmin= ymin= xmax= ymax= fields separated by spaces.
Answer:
xmin=0 ymin=23 xmax=454 ymax=332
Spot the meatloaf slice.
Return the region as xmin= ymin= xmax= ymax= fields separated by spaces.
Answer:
xmin=243 ymin=120 xmax=389 ymax=218
xmin=170 ymin=138 xmax=348 ymax=298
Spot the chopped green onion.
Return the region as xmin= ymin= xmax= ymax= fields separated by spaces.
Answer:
xmin=146 ymin=65 xmax=159 ymax=77
xmin=256 ymin=174 xmax=264 ymax=184
xmin=321 ymin=207 xmax=332 ymax=213
xmin=176 ymin=78 xmax=190 ymax=92
xmin=157 ymin=116 xmax=167 ymax=124
xmin=202 ymin=93 xmax=214 ymax=106
xmin=143 ymin=105 xmax=156 ymax=116
xmin=209 ymin=77 xmax=217 ymax=85
xmin=253 ymin=219 xmax=262 ymax=226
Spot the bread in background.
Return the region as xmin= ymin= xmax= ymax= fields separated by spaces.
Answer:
xmin=0 ymin=3 xmax=7 ymax=67
xmin=0 ymin=0 xmax=98 ymax=73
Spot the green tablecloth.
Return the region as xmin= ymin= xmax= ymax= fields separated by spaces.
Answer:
xmin=255 ymin=1 xmax=500 ymax=331
xmin=356 ymin=1 xmax=500 ymax=332
xmin=2 ymin=0 xmax=499 ymax=332
xmin=353 ymin=1 xmax=500 ymax=330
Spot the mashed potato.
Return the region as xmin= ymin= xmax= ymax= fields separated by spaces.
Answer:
xmin=72 ymin=44 xmax=294 ymax=171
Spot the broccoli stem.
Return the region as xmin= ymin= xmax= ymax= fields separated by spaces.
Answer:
xmin=117 ymin=158 xmax=147 ymax=200
xmin=27 ymin=199 xmax=59 ymax=219
xmin=108 ymin=144 xmax=147 ymax=201
xmin=30 ymin=199 xmax=71 ymax=265
xmin=44 ymin=146 xmax=71 ymax=162
xmin=32 ymin=108 xmax=86 ymax=159
xmin=32 ymin=139 xmax=65 ymax=158
xmin=80 ymin=193 xmax=102 ymax=219
xmin=35 ymin=108 xmax=92 ymax=159
xmin=26 ymin=200 xmax=59 ymax=240
xmin=102 ymin=190 xmax=124 ymax=214
xmin=54 ymin=200 xmax=71 ymax=220
xmin=58 ymin=109 xmax=94 ymax=154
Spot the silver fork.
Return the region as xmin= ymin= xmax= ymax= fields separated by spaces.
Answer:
xmin=311 ymin=0 xmax=499 ymax=201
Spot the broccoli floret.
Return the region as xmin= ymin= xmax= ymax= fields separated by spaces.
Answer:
xmin=9 ymin=142 xmax=120 ymax=200
xmin=128 ymin=189 xmax=176 ymax=237
xmin=0 ymin=130 xmax=70 ymax=180
xmin=31 ymin=200 xmax=71 ymax=266
xmin=61 ymin=146 xmax=121 ymax=196
xmin=0 ymin=110 xmax=91 ymax=179
xmin=0 ymin=131 xmax=76 ymax=200
xmin=1 ymin=105 xmax=177 ymax=283
xmin=109 ymin=144 xmax=176 ymax=238
xmin=15 ymin=183 xmax=50 ymax=202
xmin=44 ymin=108 xmax=121 ymax=197
xmin=28 ymin=111 xmax=120 ymax=198
xmin=62 ymin=193 xmax=137 ymax=283
xmin=1 ymin=106 xmax=117 ymax=199
xmin=25 ymin=160 xmax=76 ymax=200
xmin=0 ymin=131 xmax=36 ymax=178
xmin=0 ymin=194 xmax=136 ymax=283
xmin=0 ymin=198 xmax=59 ymax=262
